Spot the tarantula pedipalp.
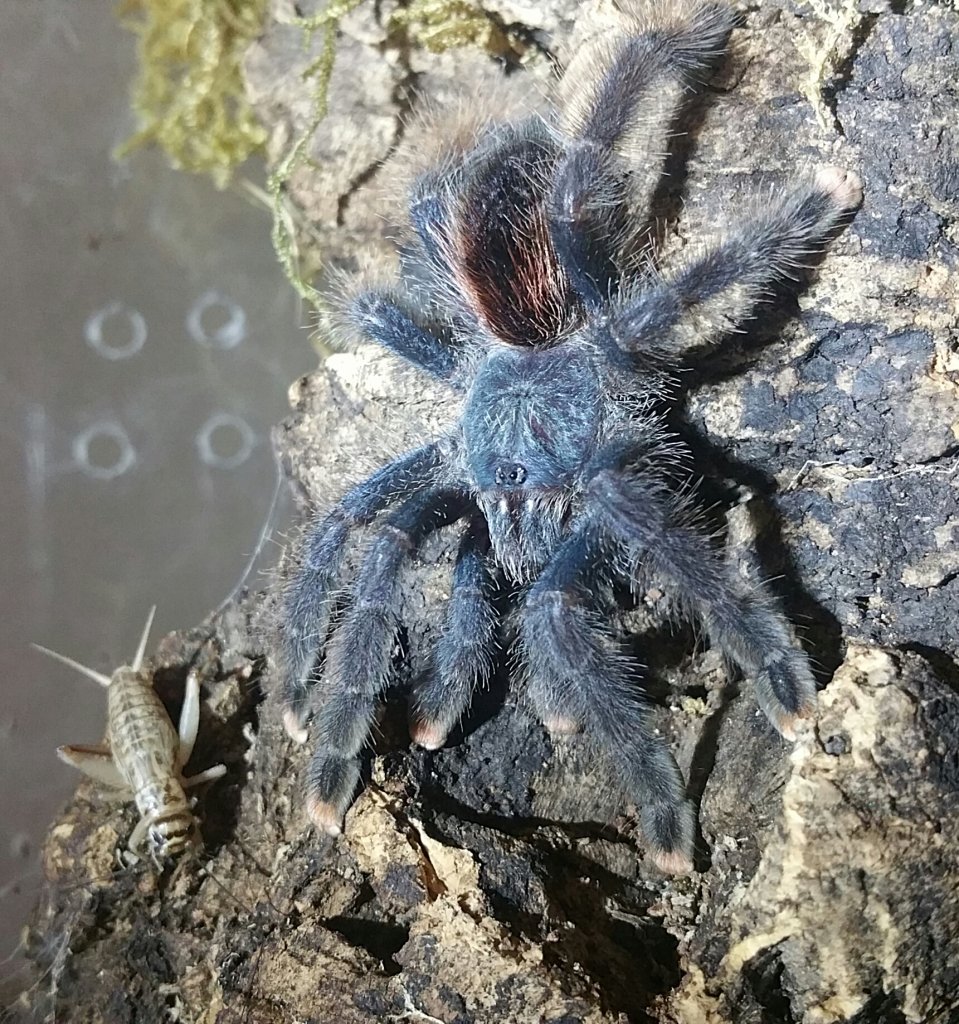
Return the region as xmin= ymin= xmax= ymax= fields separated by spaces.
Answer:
xmin=278 ymin=0 xmax=862 ymax=874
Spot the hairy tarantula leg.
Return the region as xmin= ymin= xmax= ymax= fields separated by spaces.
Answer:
xmin=550 ymin=0 xmax=736 ymax=305
xmin=409 ymin=517 xmax=496 ymax=750
xmin=305 ymin=489 xmax=470 ymax=835
xmin=409 ymin=172 xmax=457 ymax=279
xmin=588 ymin=462 xmax=816 ymax=738
xmin=349 ymin=292 xmax=462 ymax=383
xmin=281 ymin=443 xmax=443 ymax=743
xmin=609 ymin=167 xmax=864 ymax=361
xmin=527 ymin=665 xmax=582 ymax=739
xmin=523 ymin=529 xmax=695 ymax=874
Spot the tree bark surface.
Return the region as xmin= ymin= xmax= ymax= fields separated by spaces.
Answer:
xmin=20 ymin=2 xmax=959 ymax=1023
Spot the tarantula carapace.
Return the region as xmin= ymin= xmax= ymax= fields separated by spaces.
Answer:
xmin=278 ymin=0 xmax=862 ymax=873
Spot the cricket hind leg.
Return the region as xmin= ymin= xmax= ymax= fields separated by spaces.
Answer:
xmin=57 ymin=744 xmax=127 ymax=792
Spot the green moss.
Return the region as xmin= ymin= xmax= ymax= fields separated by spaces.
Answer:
xmin=116 ymin=0 xmax=269 ymax=188
xmin=390 ymin=0 xmax=515 ymax=56
xmin=118 ymin=0 xmax=536 ymax=306
xmin=116 ymin=0 xmax=535 ymax=304
xmin=265 ymin=0 xmax=367 ymax=306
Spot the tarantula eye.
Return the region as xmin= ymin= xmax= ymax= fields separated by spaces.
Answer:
xmin=494 ymin=463 xmax=528 ymax=487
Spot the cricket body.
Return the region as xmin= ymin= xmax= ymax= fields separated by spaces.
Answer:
xmin=34 ymin=608 xmax=226 ymax=865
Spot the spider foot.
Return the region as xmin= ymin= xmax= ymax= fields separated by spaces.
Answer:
xmin=641 ymin=800 xmax=695 ymax=876
xmin=651 ymin=847 xmax=695 ymax=876
xmin=757 ymin=652 xmax=818 ymax=741
xmin=768 ymin=703 xmax=816 ymax=743
xmin=305 ymin=754 xmax=359 ymax=836
xmin=409 ymin=717 xmax=449 ymax=751
xmin=283 ymin=707 xmax=309 ymax=745
xmin=542 ymin=713 xmax=581 ymax=738
xmin=816 ymin=165 xmax=864 ymax=212
xmin=306 ymin=796 xmax=344 ymax=836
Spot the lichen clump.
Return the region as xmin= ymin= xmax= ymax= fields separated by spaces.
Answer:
xmin=390 ymin=0 xmax=513 ymax=55
xmin=115 ymin=0 xmax=528 ymax=297
xmin=117 ymin=0 xmax=268 ymax=188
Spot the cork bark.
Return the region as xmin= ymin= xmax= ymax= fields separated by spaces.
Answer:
xmin=19 ymin=2 xmax=959 ymax=1023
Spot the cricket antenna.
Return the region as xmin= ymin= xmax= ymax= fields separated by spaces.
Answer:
xmin=132 ymin=606 xmax=157 ymax=672
xmin=31 ymin=644 xmax=112 ymax=688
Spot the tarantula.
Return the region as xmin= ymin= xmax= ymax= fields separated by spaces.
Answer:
xmin=278 ymin=0 xmax=862 ymax=873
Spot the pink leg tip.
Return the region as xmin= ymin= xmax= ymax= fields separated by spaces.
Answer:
xmin=542 ymin=714 xmax=581 ymax=738
xmin=651 ymin=848 xmax=695 ymax=876
xmin=283 ymin=709 xmax=309 ymax=745
xmin=410 ymin=719 xmax=448 ymax=751
xmin=306 ymin=795 xmax=343 ymax=836
xmin=776 ymin=705 xmax=815 ymax=743
xmin=816 ymin=165 xmax=864 ymax=211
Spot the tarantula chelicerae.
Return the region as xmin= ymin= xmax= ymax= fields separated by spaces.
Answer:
xmin=278 ymin=0 xmax=862 ymax=873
